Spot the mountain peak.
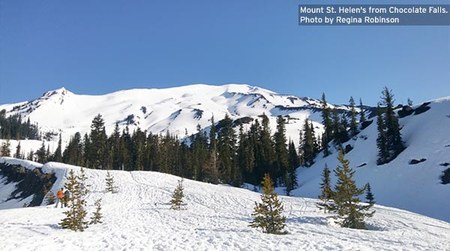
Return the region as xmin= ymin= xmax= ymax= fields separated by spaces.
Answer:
xmin=42 ymin=87 xmax=72 ymax=97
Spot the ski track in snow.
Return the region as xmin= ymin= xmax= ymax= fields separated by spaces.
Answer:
xmin=0 ymin=164 xmax=449 ymax=251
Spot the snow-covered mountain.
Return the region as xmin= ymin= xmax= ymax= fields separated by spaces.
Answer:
xmin=0 ymin=84 xmax=345 ymax=144
xmin=0 ymin=158 xmax=449 ymax=250
xmin=1 ymin=84 xmax=449 ymax=224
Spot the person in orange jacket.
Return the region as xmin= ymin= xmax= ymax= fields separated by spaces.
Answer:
xmin=55 ymin=188 xmax=64 ymax=208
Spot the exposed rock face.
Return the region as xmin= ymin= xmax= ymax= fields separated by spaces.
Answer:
xmin=0 ymin=162 xmax=56 ymax=207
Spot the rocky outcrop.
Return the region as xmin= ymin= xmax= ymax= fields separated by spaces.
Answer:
xmin=0 ymin=162 xmax=56 ymax=207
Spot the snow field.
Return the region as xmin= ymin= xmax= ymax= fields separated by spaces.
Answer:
xmin=295 ymin=98 xmax=450 ymax=222
xmin=0 ymin=163 xmax=449 ymax=250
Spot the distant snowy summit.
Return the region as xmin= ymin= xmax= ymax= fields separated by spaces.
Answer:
xmin=0 ymin=84 xmax=351 ymax=142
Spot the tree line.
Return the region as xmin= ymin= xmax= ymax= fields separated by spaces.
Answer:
xmin=59 ymin=113 xmax=300 ymax=192
xmin=3 ymin=87 xmax=405 ymax=190
xmin=0 ymin=109 xmax=39 ymax=140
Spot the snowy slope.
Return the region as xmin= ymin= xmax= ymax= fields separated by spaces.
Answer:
xmin=0 ymin=159 xmax=449 ymax=251
xmin=0 ymin=84 xmax=340 ymax=150
xmin=293 ymin=98 xmax=450 ymax=222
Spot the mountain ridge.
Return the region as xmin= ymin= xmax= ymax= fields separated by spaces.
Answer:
xmin=0 ymin=84 xmax=350 ymax=144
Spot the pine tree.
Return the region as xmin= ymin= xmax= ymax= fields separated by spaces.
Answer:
xmin=259 ymin=114 xmax=276 ymax=180
xmin=105 ymin=171 xmax=117 ymax=193
xmin=317 ymin=164 xmax=333 ymax=213
xmin=79 ymin=167 xmax=89 ymax=196
xmin=238 ymin=124 xmax=255 ymax=185
xmin=285 ymin=140 xmax=298 ymax=196
xmin=205 ymin=116 xmax=219 ymax=184
xmin=88 ymin=114 xmax=108 ymax=169
xmin=301 ymin=119 xmax=316 ymax=166
xmin=14 ymin=142 xmax=22 ymax=159
xmin=170 ymin=179 xmax=185 ymax=210
xmin=349 ymin=96 xmax=358 ymax=137
xmin=191 ymin=125 xmax=210 ymax=182
xmin=365 ymin=183 xmax=375 ymax=205
xmin=111 ymin=123 xmax=122 ymax=170
xmin=321 ymin=93 xmax=333 ymax=156
xmin=53 ymin=134 xmax=63 ymax=162
xmin=376 ymin=106 xmax=388 ymax=165
xmin=217 ymin=114 xmax=237 ymax=185
xmin=60 ymin=169 xmax=88 ymax=231
xmin=35 ymin=141 xmax=48 ymax=163
xmin=327 ymin=151 xmax=374 ymax=229
xmin=359 ymin=98 xmax=366 ymax=123
xmin=249 ymin=174 xmax=286 ymax=234
xmin=273 ymin=116 xmax=289 ymax=185
xmin=90 ymin=199 xmax=103 ymax=224
xmin=377 ymin=88 xmax=405 ymax=164
xmin=63 ymin=132 xmax=84 ymax=166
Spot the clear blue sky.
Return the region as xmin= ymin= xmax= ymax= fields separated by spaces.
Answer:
xmin=1 ymin=0 xmax=449 ymax=106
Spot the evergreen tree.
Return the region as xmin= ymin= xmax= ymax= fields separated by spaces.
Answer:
xmin=376 ymin=106 xmax=388 ymax=165
xmin=298 ymin=130 xmax=304 ymax=166
xmin=301 ymin=119 xmax=316 ymax=166
xmin=273 ymin=116 xmax=289 ymax=185
xmin=35 ymin=141 xmax=48 ymax=163
xmin=259 ymin=114 xmax=276 ymax=179
xmin=365 ymin=183 xmax=375 ymax=205
xmin=359 ymin=98 xmax=366 ymax=123
xmin=60 ymin=169 xmax=88 ymax=231
xmin=83 ymin=133 xmax=91 ymax=167
xmin=285 ymin=140 xmax=298 ymax=196
xmin=62 ymin=132 xmax=84 ymax=166
xmin=326 ymin=151 xmax=374 ymax=229
xmin=131 ymin=128 xmax=146 ymax=171
xmin=321 ymin=132 xmax=330 ymax=158
xmin=205 ymin=117 xmax=219 ymax=184
xmin=349 ymin=96 xmax=358 ymax=137
xmin=79 ymin=167 xmax=89 ymax=196
xmin=170 ymin=179 xmax=185 ymax=210
xmin=321 ymin=93 xmax=333 ymax=157
xmin=332 ymin=110 xmax=349 ymax=146
xmin=316 ymin=164 xmax=333 ymax=213
xmin=251 ymin=119 xmax=265 ymax=183
xmin=90 ymin=199 xmax=103 ymax=224
xmin=217 ymin=114 xmax=237 ymax=184
xmin=27 ymin=150 xmax=34 ymax=161
xmin=191 ymin=125 xmax=210 ymax=182
xmin=53 ymin=134 xmax=63 ymax=162
xmin=380 ymin=87 xmax=405 ymax=163
xmin=119 ymin=127 xmax=132 ymax=171
xmin=88 ymin=114 xmax=108 ymax=169
xmin=238 ymin=124 xmax=255 ymax=185
xmin=111 ymin=123 xmax=122 ymax=170
xmin=14 ymin=142 xmax=22 ymax=159
xmin=249 ymin=174 xmax=286 ymax=234
xmin=105 ymin=171 xmax=117 ymax=193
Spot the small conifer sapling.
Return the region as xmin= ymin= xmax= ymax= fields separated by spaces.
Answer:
xmin=365 ymin=183 xmax=375 ymax=205
xmin=90 ymin=199 xmax=103 ymax=224
xmin=105 ymin=171 xmax=117 ymax=193
xmin=317 ymin=164 xmax=333 ymax=213
xmin=326 ymin=151 xmax=375 ymax=229
xmin=249 ymin=174 xmax=287 ymax=234
xmin=60 ymin=169 xmax=89 ymax=231
xmin=170 ymin=179 xmax=185 ymax=210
